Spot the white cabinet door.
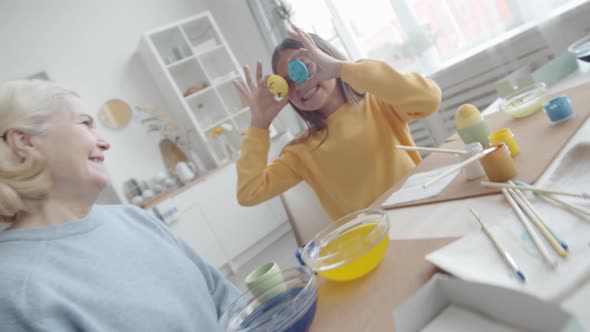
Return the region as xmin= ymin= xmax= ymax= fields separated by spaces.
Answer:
xmin=168 ymin=205 xmax=228 ymax=269
xmin=192 ymin=164 xmax=286 ymax=259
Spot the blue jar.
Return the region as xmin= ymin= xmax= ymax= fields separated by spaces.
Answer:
xmin=543 ymin=96 xmax=575 ymax=125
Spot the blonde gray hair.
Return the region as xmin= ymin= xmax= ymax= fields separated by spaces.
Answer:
xmin=0 ymin=80 xmax=77 ymax=223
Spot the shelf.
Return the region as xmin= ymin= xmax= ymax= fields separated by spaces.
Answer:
xmin=204 ymin=117 xmax=231 ymax=132
xmin=140 ymin=12 xmax=247 ymax=169
xmin=234 ymin=110 xmax=252 ymax=133
xmin=216 ymin=79 xmax=247 ymax=113
xmin=235 ymin=107 xmax=250 ymax=116
xmin=167 ymin=55 xmax=195 ymax=68
xmin=205 ymin=122 xmax=241 ymax=162
xmin=193 ymin=44 xmax=224 ymax=57
xmin=168 ymin=58 xmax=209 ymax=95
xmin=185 ymin=86 xmax=213 ymax=101
xmin=181 ymin=16 xmax=220 ymax=48
xmin=150 ymin=27 xmax=191 ymax=65
xmin=198 ymin=46 xmax=236 ymax=82
xmin=186 ymin=89 xmax=227 ymax=128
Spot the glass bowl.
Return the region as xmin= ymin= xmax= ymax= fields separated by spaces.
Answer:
xmin=500 ymin=83 xmax=547 ymax=118
xmin=568 ymin=35 xmax=590 ymax=63
xmin=298 ymin=208 xmax=390 ymax=282
xmin=219 ymin=266 xmax=318 ymax=332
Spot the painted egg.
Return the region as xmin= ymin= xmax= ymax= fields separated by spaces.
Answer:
xmin=288 ymin=59 xmax=309 ymax=84
xmin=267 ymin=74 xmax=289 ymax=98
xmin=454 ymin=104 xmax=483 ymax=130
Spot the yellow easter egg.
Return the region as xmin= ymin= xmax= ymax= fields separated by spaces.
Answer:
xmin=454 ymin=104 xmax=483 ymax=130
xmin=267 ymin=74 xmax=289 ymax=98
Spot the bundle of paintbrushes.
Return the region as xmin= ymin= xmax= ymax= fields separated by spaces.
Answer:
xmin=479 ymin=180 xmax=590 ymax=270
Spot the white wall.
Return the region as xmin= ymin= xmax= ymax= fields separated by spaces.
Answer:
xmin=0 ymin=0 xmax=206 ymax=202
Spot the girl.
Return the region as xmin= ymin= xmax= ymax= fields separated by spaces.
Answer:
xmin=233 ymin=26 xmax=441 ymax=220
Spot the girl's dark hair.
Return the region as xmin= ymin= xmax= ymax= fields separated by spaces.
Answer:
xmin=271 ymin=34 xmax=364 ymax=147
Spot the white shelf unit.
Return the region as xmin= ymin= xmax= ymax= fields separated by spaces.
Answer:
xmin=138 ymin=12 xmax=250 ymax=169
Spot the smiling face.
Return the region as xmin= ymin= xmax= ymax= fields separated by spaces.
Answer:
xmin=31 ymin=95 xmax=111 ymax=199
xmin=275 ymin=49 xmax=340 ymax=113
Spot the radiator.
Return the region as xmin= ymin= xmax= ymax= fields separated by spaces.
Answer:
xmin=410 ymin=1 xmax=590 ymax=156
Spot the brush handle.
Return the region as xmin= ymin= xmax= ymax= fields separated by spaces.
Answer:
xmin=502 ymin=188 xmax=557 ymax=268
xmin=423 ymin=145 xmax=497 ymax=188
xmin=481 ymin=181 xmax=590 ymax=200
xmin=395 ymin=145 xmax=468 ymax=155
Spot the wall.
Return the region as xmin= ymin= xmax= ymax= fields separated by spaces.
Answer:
xmin=0 ymin=0 xmax=206 ymax=202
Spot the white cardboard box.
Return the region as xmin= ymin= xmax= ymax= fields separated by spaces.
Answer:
xmin=393 ymin=274 xmax=582 ymax=332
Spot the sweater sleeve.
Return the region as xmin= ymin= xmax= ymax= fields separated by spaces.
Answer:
xmin=341 ymin=60 xmax=441 ymax=122
xmin=236 ymin=126 xmax=303 ymax=206
xmin=131 ymin=206 xmax=241 ymax=318
xmin=173 ymin=237 xmax=241 ymax=318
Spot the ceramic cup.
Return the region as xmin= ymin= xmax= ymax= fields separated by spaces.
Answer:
xmin=457 ymin=120 xmax=491 ymax=148
xmin=175 ymin=162 xmax=195 ymax=184
xmin=489 ymin=128 xmax=520 ymax=156
xmin=245 ymin=262 xmax=287 ymax=303
xmin=544 ymin=96 xmax=575 ymax=125
xmin=479 ymin=143 xmax=517 ymax=182
xmin=457 ymin=142 xmax=486 ymax=180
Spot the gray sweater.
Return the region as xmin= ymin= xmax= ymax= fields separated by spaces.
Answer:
xmin=0 ymin=205 xmax=240 ymax=331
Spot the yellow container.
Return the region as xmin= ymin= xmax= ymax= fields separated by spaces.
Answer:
xmin=299 ymin=209 xmax=390 ymax=282
xmin=489 ymin=128 xmax=520 ymax=156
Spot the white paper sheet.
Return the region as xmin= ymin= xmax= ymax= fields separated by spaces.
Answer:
xmin=426 ymin=143 xmax=590 ymax=300
xmin=383 ymin=164 xmax=461 ymax=207
xmin=420 ymin=305 xmax=520 ymax=332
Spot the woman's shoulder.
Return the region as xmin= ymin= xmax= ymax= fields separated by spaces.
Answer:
xmin=92 ymin=204 xmax=157 ymax=224
xmin=100 ymin=204 xmax=185 ymax=248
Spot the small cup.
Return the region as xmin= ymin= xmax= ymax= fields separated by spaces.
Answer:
xmin=543 ymin=96 xmax=575 ymax=125
xmin=457 ymin=120 xmax=491 ymax=148
xmin=245 ymin=262 xmax=287 ymax=303
xmin=479 ymin=143 xmax=518 ymax=182
xmin=175 ymin=161 xmax=195 ymax=184
xmin=458 ymin=142 xmax=486 ymax=180
xmin=489 ymin=128 xmax=519 ymax=157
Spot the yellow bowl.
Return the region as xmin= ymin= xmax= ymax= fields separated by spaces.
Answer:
xmin=500 ymin=83 xmax=547 ymax=118
xmin=299 ymin=209 xmax=390 ymax=282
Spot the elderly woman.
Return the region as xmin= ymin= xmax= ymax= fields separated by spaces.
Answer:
xmin=0 ymin=80 xmax=239 ymax=331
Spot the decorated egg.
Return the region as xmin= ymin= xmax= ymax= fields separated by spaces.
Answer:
xmin=267 ymin=74 xmax=289 ymax=99
xmin=454 ymin=104 xmax=483 ymax=130
xmin=288 ymin=59 xmax=309 ymax=84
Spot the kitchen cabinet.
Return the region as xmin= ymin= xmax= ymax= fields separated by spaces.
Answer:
xmin=155 ymin=162 xmax=289 ymax=271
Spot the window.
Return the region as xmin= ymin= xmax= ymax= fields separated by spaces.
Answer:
xmin=285 ymin=0 xmax=582 ymax=75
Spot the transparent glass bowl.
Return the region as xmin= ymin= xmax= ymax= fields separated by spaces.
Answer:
xmin=500 ymin=83 xmax=547 ymax=118
xmin=568 ymin=35 xmax=590 ymax=62
xmin=219 ymin=266 xmax=318 ymax=332
xmin=298 ymin=208 xmax=390 ymax=282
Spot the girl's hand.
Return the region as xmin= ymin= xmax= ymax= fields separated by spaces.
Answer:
xmin=287 ymin=25 xmax=344 ymax=82
xmin=233 ymin=61 xmax=289 ymax=129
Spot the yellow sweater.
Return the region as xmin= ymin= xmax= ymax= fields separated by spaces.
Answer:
xmin=236 ymin=60 xmax=441 ymax=220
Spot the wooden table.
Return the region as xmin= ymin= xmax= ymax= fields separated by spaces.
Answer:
xmin=309 ymin=69 xmax=590 ymax=331
xmin=378 ymin=72 xmax=590 ymax=328
xmin=310 ymin=238 xmax=455 ymax=332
